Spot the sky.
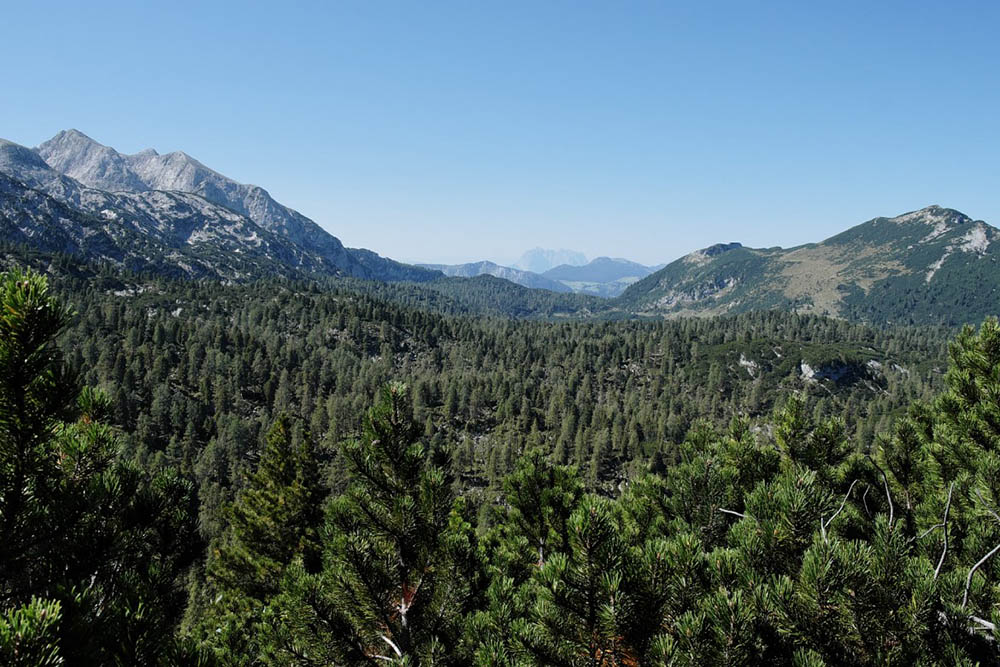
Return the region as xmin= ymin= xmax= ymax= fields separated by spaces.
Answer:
xmin=2 ymin=1 xmax=998 ymax=266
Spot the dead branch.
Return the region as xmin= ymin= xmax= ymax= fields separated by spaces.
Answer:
xmin=821 ymin=479 xmax=859 ymax=543
xmin=934 ymin=482 xmax=955 ymax=580
xmin=962 ymin=541 xmax=1000 ymax=609
xmin=867 ymin=456 xmax=894 ymax=527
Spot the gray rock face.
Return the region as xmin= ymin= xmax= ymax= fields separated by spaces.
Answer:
xmin=0 ymin=139 xmax=335 ymax=278
xmin=0 ymin=169 xmax=324 ymax=280
xmin=36 ymin=129 xmax=352 ymax=264
xmin=35 ymin=130 xmax=149 ymax=193
xmin=0 ymin=130 xmax=436 ymax=282
xmin=1 ymin=132 xmax=437 ymax=282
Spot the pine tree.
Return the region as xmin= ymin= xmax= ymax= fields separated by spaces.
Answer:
xmin=0 ymin=598 xmax=64 ymax=666
xmin=491 ymin=449 xmax=583 ymax=577
xmin=0 ymin=268 xmax=201 ymax=664
xmin=0 ymin=269 xmax=77 ymax=594
xmin=521 ymin=496 xmax=627 ymax=666
xmin=518 ymin=496 xmax=682 ymax=665
xmin=197 ymin=414 xmax=324 ymax=663
xmin=263 ymin=382 xmax=479 ymax=665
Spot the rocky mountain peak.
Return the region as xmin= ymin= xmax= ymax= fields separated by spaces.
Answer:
xmin=3 ymin=130 xmax=435 ymax=283
xmin=878 ymin=206 xmax=978 ymax=250
xmin=0 ymin=138 xmax=51 ymax=171
xmin=37 ymin=129 xmax=149 ymax=193
xmin=889 ymin=205 xmax=972 ymax=231
xmin=34 ymin=129 xmax=305 ymax=239
xmin=48 ymin=128 xmax=98 ymax=146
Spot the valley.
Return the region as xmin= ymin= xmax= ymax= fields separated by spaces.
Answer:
xmin=1 ymin=129 xmax=999 ymax=665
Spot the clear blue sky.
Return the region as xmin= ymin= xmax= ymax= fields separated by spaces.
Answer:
xmin=2 ymin=1 xmax=997 ymax=266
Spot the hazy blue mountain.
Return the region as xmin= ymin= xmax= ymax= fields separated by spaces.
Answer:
xmin=618 ymin=206 xmax=1000 ymax=325
xmin=513 ymin=247 xmax=587 ymax=274
xmin=418 ymin=260 xmax=573 ymax=292
xmin=544 ymin=257 xmax=652 ymax=282
xmin=540 ymin=256 xmax=656 ymax=296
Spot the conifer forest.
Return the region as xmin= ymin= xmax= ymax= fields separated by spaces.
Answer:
xmin=5 ymin=2 xmax=1000 ymax=662
xmin=1 ymin=252 xmax=999 ymax=666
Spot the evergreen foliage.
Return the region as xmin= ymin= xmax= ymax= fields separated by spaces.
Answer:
xmin=195 ymin=414 xmax=324 ymax=663
xmin=4 ymin=260 xmax=1000 ymax=663
xmin=0 ymin=268 xmax=201 ymax=664
xmin=39 ymin=268 xmax=950 ymax=539
xmin=253 ymin=382 xmax=481 ymax=665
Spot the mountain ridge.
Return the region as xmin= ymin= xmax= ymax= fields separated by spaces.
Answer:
xmin=538 ymin=256 xmax=658 ymax=297
xmin=4 ymin=130 xmax=999 ymax=325
xmin=0 ymin=131 xmax=437 ymax=282
xmin=513 ymin=247 xmax=587 ymax=274
xmin=620 ymin=205 xmax=998 ymax=325
xmin=417 ymin=260 xmax=573 ymax=292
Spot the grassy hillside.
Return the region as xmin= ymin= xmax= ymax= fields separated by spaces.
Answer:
xmin=619 ymin=206 xmax=1000 ymax=325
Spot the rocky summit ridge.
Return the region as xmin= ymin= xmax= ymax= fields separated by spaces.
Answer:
xmin=0 ymin=130 xmax=436 ymax=282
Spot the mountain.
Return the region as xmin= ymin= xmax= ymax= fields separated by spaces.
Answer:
xmin=0 ymin=142 xmax=340 ymax=279
xmin=6 ymin=134 xmax=997 ymax=325
xmin=544 ymin=256 xmax=653 ymax=282
xmin=543 ymin=256 xmax=657 ymax=297
xmin=417 ymin=260 xmax=573 ymax=292
xmin=36 ymin=130 xmax=358 ymax=268
xmin=513 ymin=247 xmax=587 ymax=274
xmin=417 ymin=257 xmax=661 ymax=298
xmin=619 ymin=206 xmax=1000 ymax=325
xmin=0 ymin=131 xmax=437 ymax=282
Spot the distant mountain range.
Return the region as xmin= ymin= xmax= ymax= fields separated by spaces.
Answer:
xmin=543 ymin=257 xmax=665 ymax=297
xmin=0 ymin=130 xmax=437 ymax=281
xmin=422 ymin=256 xmax=665 ymax=297
xmin=1 ymin=130 xmax=998 ymax=326
xmin=417 ymin=261 xmax=573 ymax=292
xmin=620 ymin=206 xmax=999 ymax=325
xmin=413 ymin=205 xmax=1000 ymax=324
xmin=513 ymin=247 xmax=587 ymax=274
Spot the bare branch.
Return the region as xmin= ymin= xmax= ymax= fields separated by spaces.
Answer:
xmin=974 ymin=489 xmax=1000 ymax=525
xmin=381 ymin=634 xmax=403 ymax=658
xmin=867 ymin=456 xmax=894 ymax=527
xmin=914 ymin=523 xmax=945 ymax=542
xmin=822 ymin=479 xmax=859 ymax=542
xmin=962 ymin=541 xmax=1000 ymax=609
xmin=718 ymin=508 xmax=746 ymax=519
xmin=971 ymin=615 xmax=997 ymax=633
xmin=935 ymin=482 xmax=955 ymax=580
xmin=938 ymin=611 xmax=998 ymax=640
